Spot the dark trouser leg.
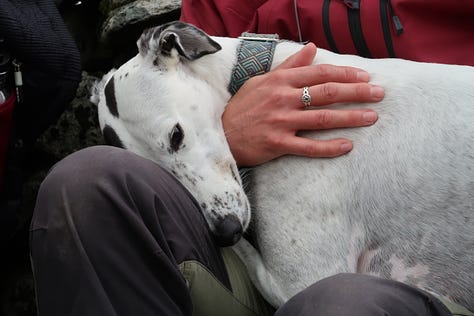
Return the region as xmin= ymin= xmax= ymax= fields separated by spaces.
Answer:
xmin=30 ymin=145 xmax=229 ymax=316
xmin=275 ymin=273 xmax=452 ymax=316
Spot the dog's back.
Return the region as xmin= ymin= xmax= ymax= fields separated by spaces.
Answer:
xmin=247 ymin=51 xmax=474 ymax=308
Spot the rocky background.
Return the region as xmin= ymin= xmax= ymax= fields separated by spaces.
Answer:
xmin=1 ymin=0 xmax=181 ymax=314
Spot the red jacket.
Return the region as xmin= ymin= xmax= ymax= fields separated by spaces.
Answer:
xmin=180 ymin=0 xmax=474 ymax=66
xmin=0 ymin=93 xmax=14 ymax=191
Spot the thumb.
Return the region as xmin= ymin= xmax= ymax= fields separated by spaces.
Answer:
xmin=274 ymin=42 xmax=317 ymax=70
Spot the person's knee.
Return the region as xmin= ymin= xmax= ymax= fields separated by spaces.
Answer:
xmin=33 ymin=146 xmax=146 ymax=229
xmin=42 ymin=145 xmax=131 ymax=190
xmin=275 ymin=273 xmax=451 ymax=316
xmin=275 ymin=273 xmax=376 ymax=315
xmin=33 ymin=145 xmax=191 ymax=230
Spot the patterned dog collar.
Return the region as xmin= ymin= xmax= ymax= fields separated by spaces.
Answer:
xmin=228 ymin=32 xmax=279 ymax=95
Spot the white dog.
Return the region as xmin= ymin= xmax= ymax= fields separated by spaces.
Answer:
xmin=91 ymin=21 xmax=474 ymax=311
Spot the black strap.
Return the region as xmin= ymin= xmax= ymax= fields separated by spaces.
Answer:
xmin=345 ymin=0 xmax=372 ymax=58
xmin=322 ymin=0 xmax=339 ymax=53
xmin=380 ymin=0 xmax=396 ymax=57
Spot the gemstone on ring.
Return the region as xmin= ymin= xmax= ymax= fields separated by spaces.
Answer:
xmin=301 ymin=86 xmax=311 ymax=108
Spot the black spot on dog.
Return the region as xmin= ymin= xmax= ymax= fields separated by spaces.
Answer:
xmin=160 ymin=33 xmax=176 ymax=57
xmin=184 ymin=174 xmax=197 ymax=186
xmin=104 ymin=76 xmax=119 ymax=118
xmin=102 ymin=125 xmax=124 ymax=148
xmin=169 ymin=123 xmax=184 ymax=152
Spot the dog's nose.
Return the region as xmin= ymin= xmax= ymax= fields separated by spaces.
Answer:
xmin=214 ymin=215 xmax=243 ymax=246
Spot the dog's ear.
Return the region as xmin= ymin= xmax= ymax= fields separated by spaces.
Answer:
xmin=90 ymin=68 xmax=117 ymax=106
xmin=138 ymin=21 xmax=221 ymax=62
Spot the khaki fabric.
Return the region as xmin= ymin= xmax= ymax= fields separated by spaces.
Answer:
xmin=437 ymin=297 xmax=474 ymax=316
xmin=179 ymin=247 xmax=274 ymax=316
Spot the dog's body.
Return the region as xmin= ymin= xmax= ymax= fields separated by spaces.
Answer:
xmin=92 ymin=22 xmax=474 ymax=310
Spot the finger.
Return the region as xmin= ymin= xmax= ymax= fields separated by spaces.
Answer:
xmin=287 ymin=109 xmax=378 ymax=130
xmin=280 ymin=136 xmax=353 ymax=158
xmin=274 ymin=43 xmax=317 ymax=70
xmin=295 ymin=83 xmax=384 ymax=107
xmin=280 ymin=64 xmax=371 ymax=88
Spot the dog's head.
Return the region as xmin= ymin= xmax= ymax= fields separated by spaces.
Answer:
xmin=91 ymin=22 xmax=250 ymax=246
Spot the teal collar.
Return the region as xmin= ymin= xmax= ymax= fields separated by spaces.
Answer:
xmin=228 ymin=33 xmax=279 ymax=95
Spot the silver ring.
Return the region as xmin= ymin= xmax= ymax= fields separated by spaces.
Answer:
xmin=301 ymin=86 xmax=311 ymax=108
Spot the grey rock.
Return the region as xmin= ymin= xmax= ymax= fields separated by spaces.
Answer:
xmin=101 ymin=0 xmax=181 ymax=41
xmin=16 ymin=72 xmax=105 ymax=228
xmin=36 ymin=71 xmax=104 ymax=159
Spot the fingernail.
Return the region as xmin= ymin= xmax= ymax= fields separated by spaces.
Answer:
xmin=370 ymin=86 xmax=385 ymax=98
xmin=363 ymin=111 xmax=378 ymax=123
xmin=357 ymin=71 xmax=370 ymax=82
xmin=340 ymin=142 xmax=352 ymax=152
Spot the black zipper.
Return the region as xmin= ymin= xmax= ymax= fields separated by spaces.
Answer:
xmin=322 ymin=0 xmax=339 ymax=53
xmin=343 ymin=0 xmax=372 ymax=57
xmin=388 ymin=0 xmax=404 ymax=35
xmin=380 ymin=0 xmax=404 ymax=57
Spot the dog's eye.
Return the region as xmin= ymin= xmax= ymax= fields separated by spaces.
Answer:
xmin=170 ymin=123 xmax=184 ymax=152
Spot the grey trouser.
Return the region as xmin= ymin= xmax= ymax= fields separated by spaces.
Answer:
xmin=30 ymin=145 xmax=463 ymax=316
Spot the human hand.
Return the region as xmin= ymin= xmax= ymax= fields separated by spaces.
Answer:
xmin=222 ymin=43 xmax=385 ymax=167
